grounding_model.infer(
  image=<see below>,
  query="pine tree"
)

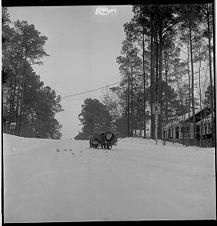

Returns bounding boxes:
[2,8,63,139]
[76,98,113,139]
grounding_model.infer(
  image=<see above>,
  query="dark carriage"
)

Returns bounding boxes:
[89,131,117,149]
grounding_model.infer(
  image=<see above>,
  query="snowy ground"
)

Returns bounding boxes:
[3,133,216,222]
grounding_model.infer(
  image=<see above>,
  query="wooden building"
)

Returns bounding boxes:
[162,106,215,147]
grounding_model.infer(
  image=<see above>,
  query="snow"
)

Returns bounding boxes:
[3,134,216,222]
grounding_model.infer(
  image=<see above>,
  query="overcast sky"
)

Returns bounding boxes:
[8,6,134,139]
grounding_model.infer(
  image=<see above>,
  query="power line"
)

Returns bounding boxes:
[61,81,121,99]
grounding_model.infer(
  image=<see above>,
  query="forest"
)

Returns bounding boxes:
[2,7,63,139]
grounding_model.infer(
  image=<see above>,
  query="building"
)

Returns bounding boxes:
[162,106,215,147]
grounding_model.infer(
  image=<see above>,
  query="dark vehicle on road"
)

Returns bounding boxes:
[89,131,117,149]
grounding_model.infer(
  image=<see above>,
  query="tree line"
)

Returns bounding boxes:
[2,7,63,139]
[108,3,214,142]
[76,3,214,143]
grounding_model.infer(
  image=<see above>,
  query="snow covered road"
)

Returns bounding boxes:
[3,134,216,222]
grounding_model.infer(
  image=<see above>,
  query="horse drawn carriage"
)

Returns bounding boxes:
[89,131,117,149]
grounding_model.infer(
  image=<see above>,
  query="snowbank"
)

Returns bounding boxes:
[3,133,51,155]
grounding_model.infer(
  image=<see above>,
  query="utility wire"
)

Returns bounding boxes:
[61,69,207,100]
[61,81,121,99]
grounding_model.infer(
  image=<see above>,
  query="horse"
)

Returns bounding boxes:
[89,135,99,148]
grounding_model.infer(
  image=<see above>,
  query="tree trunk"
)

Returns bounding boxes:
[15,78,22,135]
[187,42,191,144]
[207,3,215,146]
[155,19,159,142]
[127,71,130,137]
[158,21,163,139]
[164,51,169,144]
[18,59,28,136]
[15,45,25,135]
[150,13,155,139]
[9,74,17,125]
[142,29,146,138]
[130,65,134,137]
[189,15,196,145]
[198,47,202,147]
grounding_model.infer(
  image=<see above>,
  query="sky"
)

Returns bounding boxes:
[7,6,134,139]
